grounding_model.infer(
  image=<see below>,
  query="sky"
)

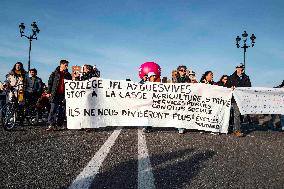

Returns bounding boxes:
[0,0,283,87]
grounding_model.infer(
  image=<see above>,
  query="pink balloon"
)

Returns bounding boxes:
[138,62,161,79]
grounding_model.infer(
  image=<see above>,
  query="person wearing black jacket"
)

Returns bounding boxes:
[139,74,148,84]
[277,81,284,131]
[216,75,230,88]
[269,81,284,131]
[229,63,251,137]
[46,60,72,131]
[276,80,284,88]
[74,64,97,81]
[175,65,191,134]
[229,68,251,88]
[176,65,191,84]
[74,64,98,132]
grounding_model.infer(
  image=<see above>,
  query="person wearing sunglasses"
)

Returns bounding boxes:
[176,65,191,83]
[175,65,191,134]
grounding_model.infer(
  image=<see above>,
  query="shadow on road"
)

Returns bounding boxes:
[68,148,215,189]
[151,148,215,189]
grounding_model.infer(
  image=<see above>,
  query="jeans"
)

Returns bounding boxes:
[48,94,65,127]
[281,115,284,131]
[0,93,6,109]
[178,128,185,132]
[269,114,284,131]
[232,102,241,132]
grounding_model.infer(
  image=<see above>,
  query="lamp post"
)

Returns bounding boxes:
[235,31,256,72]
[19,22,40,71]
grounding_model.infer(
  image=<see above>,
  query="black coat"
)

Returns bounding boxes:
[229,71,251,103]
[80,72,96,81]
[275,80,284,88]
[216,81,230,88]
[229,71,251,88]
[47,66,71,102]
[176,76,191,83]
[75,72,96,81]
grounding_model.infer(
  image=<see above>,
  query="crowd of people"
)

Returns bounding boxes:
[140,63,284,136]
[0,60,101,131]
[0,60,283,136]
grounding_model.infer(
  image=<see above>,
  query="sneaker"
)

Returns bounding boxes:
[233,130,244,137]
[46,125,54,131]
[85,128,91,132]
[142,128,151,133]
[58,125,67,131]
[210,132,219,136]
[178,129,184,134]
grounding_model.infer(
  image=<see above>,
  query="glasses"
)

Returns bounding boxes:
[179,69,185,72]
[223,78,228,81]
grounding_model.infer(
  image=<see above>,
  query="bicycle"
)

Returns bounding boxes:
[1,89,43,130]
[1,90,18,130]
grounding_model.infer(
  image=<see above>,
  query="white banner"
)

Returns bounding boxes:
[65,78,233,133]
[233,87,284,114]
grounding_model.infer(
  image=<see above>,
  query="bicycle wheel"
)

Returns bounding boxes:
[1,103,17,130]
[25,105,38,126]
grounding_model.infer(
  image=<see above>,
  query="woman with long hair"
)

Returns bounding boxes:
[4,62,30,126]
[216,75,230,88]
[200,71,214,85]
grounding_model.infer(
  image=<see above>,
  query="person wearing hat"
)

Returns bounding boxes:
[147,72,156,82]
[230,64,251,88]
[229,63,251,137]
[93,65,100,78]
[141,71,157,133]
[187,69,198,83]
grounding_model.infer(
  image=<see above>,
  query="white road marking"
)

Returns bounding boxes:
[68,127,122,189]
[138,129,156,189]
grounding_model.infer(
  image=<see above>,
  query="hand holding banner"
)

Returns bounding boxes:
[65,78,233,133]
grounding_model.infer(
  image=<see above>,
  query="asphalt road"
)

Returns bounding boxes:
[0,123,284,189]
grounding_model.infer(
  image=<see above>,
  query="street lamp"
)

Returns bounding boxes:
[235,31,256,72]
[19,22,40,71]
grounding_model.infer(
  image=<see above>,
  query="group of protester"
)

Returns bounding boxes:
[0,62,44,125]
[1,60,283,136]
[1,60,100,131]
[139,63,284,136]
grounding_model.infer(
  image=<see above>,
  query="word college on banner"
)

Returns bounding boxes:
[233,87,284,115]
[65,78,233,133]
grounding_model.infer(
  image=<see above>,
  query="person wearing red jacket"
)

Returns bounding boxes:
[46,60,72,131]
